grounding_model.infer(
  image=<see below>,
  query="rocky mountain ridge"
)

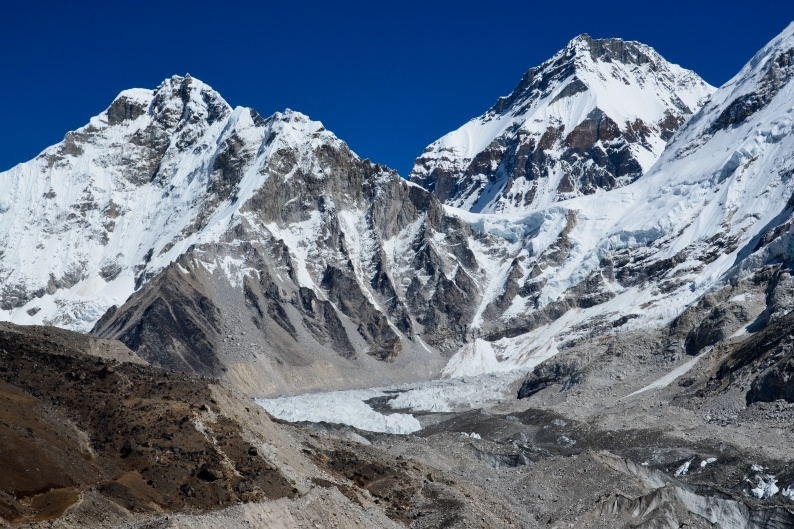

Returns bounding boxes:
[0,74,490,395]
[2,24,794,400]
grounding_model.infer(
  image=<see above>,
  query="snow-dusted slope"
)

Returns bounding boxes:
[442,21,794,376]
[410,35,715,214]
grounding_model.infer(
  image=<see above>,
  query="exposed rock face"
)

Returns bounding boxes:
[91,261,223,377]
[410,34,715,214]
[710,48,794,133]
[663,285,765,357]
[706,307,794,405]
[748,356,794,403]
[517,357,583,398]
[320,266,401,361]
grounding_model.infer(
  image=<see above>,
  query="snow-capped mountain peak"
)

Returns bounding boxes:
[410,35,715,214]
[0,75,457,393]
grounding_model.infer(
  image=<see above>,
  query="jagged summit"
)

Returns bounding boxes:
[104,75,230,129]
[490,34,673,115]
[571,33,659,63]
[410,35,715,213]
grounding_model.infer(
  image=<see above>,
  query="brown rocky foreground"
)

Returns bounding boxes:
[0,323,539,528]
[3,320,794,528]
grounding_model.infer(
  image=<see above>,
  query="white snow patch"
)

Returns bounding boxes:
[782,484,794,501]
[256,389,420,435]
[747,473,779,499]
[625,352,707,398]
[675,459,693,477]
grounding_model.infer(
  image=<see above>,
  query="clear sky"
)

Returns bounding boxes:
[2,1,794,176]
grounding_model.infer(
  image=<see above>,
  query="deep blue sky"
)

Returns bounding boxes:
[2,1,794,176]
